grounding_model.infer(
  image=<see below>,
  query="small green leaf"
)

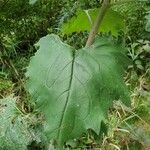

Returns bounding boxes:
[143,44,150,52]
[29,0,38,5]
[61,8,125,36]
[26,34,130,148]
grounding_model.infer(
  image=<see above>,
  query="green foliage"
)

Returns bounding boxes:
[1,0,149,149]
[29,0,38,5]
[0,0,74,54]
[127,40,150,74]
[0,96,48,150]
[0,79,13,97]
[145,13,150,32]
[0,0,76,80]
[112,0,150,41]
[62,32,89,49]
[78,0,102,9]
[0,96,32,150]
[61,8,125,36]
[26,34,130,148]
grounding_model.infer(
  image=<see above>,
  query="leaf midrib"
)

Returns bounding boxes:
[57,50,76,144]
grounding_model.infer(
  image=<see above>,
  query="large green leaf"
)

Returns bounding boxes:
[61,8,125,36]
[26,34,130,148]
[0,96,43,150]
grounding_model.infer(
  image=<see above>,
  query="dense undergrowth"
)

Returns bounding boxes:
[0,0,150,149]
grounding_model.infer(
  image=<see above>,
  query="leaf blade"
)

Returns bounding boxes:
[61,8,125,36]
[26,34,130,148]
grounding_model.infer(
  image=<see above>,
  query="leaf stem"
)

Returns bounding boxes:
[85,0,110,47]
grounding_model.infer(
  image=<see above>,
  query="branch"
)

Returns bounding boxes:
[85,0,110,47]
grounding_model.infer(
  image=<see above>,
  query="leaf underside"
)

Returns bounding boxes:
[26,34,130,147]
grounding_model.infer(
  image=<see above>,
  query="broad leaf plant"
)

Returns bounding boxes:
[0,0,132,149]
[26,34,130,147]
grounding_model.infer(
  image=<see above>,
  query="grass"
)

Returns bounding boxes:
[99,69,150,150]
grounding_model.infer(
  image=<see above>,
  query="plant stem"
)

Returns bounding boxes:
[85,0,110,47]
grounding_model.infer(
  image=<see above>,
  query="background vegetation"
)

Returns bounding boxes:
[0,0,150,149]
